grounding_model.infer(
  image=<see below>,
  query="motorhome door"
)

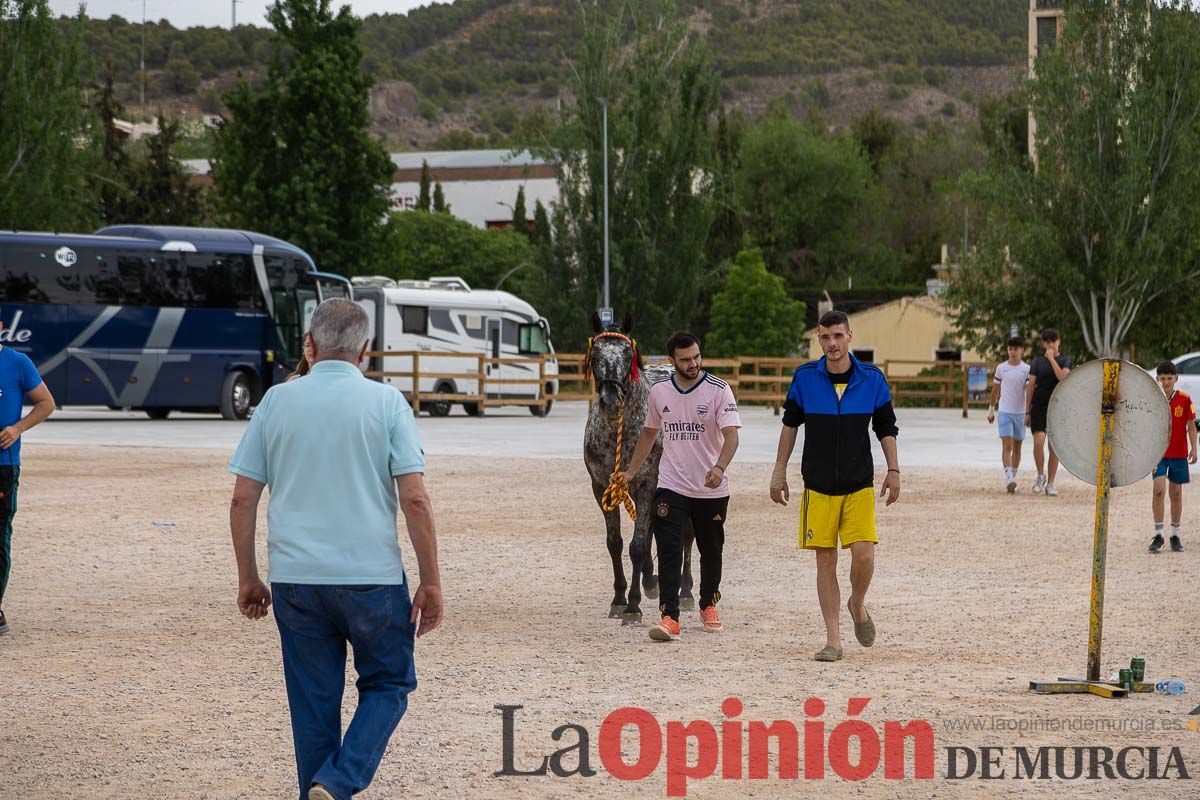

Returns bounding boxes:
[485,317,502,396]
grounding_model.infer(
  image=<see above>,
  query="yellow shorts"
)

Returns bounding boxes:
[799,487,879,549]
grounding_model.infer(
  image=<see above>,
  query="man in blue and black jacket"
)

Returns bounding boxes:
[770,310,900,663]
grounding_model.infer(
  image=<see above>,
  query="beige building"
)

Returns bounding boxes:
[1029,1,1065,158]
[804,295,984,377]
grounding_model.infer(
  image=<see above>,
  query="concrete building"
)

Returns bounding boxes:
[804,294,984,377]
[183,149,561,231]
[1029,1,1065,157]
[387,150,559,229]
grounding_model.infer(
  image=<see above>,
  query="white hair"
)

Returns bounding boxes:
[309,298,369,356]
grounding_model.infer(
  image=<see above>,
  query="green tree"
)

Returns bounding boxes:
[949,0,1200,359]
[94,67,133,223]
[163,43,199,94]
[707,247,806,357]
[432,181,448,213]
[0,0,102,230]
[212,0,393,276]
[380,210,532,291]
[530,199,551,246]
[536,0,721,351]
[735,116,881,290]
[125,116,206,225]
[511,184,528,235]
[417,159,432,211]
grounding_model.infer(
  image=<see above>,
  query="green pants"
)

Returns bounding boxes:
[0,466,20,609]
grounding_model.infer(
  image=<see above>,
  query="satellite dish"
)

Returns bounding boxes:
[1047,359,1170,487]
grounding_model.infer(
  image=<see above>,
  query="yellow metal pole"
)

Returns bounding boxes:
[1087,359,1120,682]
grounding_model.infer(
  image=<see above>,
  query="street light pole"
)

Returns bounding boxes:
[602,98,610,312]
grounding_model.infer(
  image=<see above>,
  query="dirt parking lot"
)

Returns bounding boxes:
[1,444,1197,799]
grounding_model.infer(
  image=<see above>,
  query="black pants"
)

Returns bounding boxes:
[0,466,19,609]
[651,488,728,620]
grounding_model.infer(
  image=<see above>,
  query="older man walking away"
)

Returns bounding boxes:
[228,298,443,800]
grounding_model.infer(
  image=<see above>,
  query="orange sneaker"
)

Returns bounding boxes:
[700,604,723,633]
[649,615,681,641]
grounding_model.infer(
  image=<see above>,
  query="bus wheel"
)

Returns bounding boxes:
[220,371,253,420]
[145,408,172,420]
[463,401,482,417]
[423,382,454,417]
[529,400,553,417]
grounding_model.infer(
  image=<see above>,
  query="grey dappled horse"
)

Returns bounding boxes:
[583,313,694,624]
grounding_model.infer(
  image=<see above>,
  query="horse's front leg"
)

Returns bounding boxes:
[623,482,657,625]
[593,481,627,618]
[679,517,696,611]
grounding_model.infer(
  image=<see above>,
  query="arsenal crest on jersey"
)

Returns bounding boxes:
[697,403,708,417]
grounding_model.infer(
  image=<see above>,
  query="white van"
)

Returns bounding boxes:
[351,276,559,416]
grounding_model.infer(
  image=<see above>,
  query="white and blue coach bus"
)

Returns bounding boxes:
[0,225,350,419]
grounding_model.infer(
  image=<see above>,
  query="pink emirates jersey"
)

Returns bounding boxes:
[644,371,742,499]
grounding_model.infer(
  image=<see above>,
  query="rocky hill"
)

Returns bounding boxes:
[74,0,1029,150]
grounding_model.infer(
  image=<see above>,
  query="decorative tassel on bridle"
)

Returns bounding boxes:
[584,330,641,522]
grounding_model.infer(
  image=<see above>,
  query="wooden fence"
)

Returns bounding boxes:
[364,349,1001,417]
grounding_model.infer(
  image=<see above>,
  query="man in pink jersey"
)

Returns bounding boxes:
[621,332,741,641]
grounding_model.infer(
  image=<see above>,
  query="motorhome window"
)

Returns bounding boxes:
[429,308,455,333]
[458,313,485,339]
[502,319,518,347]
[519,323,549,354]
[402,305,428,334]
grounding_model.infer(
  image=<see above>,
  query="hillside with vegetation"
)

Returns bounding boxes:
[71,0,1027,150]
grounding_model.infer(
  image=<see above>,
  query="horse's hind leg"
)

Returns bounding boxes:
[641,517,658,599]
[595,484,627,618]
[679,517,696,611]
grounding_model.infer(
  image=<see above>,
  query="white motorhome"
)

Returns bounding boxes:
[352,276,559,416]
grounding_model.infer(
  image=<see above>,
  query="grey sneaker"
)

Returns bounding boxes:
[1045,483,1058,497]
[1033,475,1046,495]
[0,610,8,635]
[1171,535,1184,553]
[1149,534,1165,553]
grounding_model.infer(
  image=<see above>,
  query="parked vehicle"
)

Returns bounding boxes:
[351,276,558,416]
[0,225,349,419]
[1148,351,1200,399]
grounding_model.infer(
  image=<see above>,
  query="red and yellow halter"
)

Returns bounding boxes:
[582,330,641,384]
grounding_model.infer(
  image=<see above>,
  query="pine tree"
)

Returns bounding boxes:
[432,182,449,213]
[417,160,432,211]
[511,185,528,234]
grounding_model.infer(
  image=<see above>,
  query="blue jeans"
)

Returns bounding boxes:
[272,583,417,800]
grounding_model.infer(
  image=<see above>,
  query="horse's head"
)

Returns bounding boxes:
[586,312,642,410]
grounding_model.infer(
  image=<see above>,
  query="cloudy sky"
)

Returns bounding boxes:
[48,1,450,29]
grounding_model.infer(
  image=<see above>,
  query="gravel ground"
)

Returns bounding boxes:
[1,445,1197,799]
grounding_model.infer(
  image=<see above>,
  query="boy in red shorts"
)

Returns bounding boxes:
[1150,360,1197,553]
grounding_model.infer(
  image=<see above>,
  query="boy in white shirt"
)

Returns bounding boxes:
[988,336,1031,494]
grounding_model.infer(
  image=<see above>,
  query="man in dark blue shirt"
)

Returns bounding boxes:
[0,327,56,635]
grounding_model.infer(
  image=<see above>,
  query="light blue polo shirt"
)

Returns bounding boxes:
[229,360,425,585]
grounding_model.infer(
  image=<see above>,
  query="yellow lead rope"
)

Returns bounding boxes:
[601,401,637,521]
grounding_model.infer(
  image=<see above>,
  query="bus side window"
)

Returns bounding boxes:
[1,246,51,303]
[230,254,260,310]
[502,319,518,348]
[117,251,148,306]
[186,253,213,307]
[93,250,122,305]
